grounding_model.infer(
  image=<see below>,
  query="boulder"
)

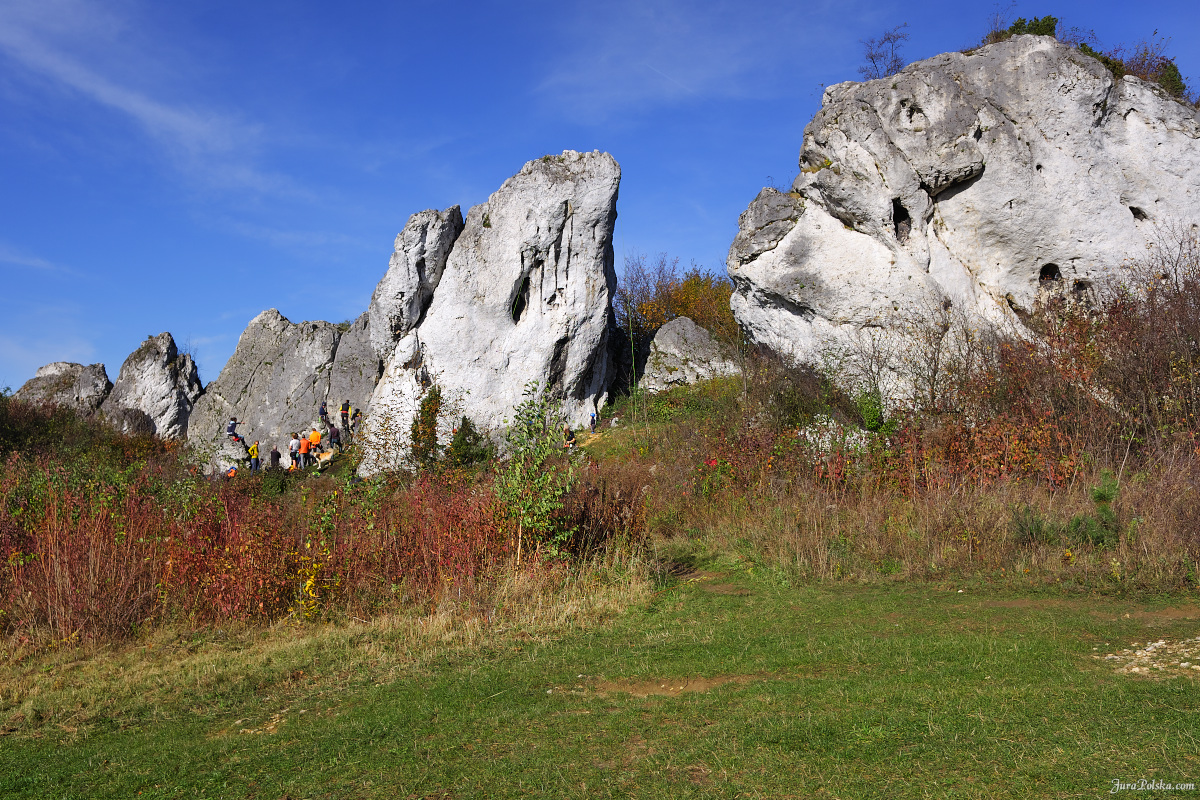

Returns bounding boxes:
[367,206,464,360]
[14,362,112,414]
[364,150,620,472]
[187,309,379,469]
[100,333,203,439]
[728,35,1200,364]
[639,317,740,394]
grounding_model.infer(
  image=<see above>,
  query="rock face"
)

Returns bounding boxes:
[100,333,203,439]
[187,310,380,468]
[367,206,464,360]
[728,35,1200,363]
[14,362,112,414]
[364,151,621,471]
[639,317,740,394]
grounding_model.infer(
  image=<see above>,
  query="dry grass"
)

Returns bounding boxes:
[0,547,652,739]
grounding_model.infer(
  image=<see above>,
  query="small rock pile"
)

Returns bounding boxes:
[1096,637,1200,677]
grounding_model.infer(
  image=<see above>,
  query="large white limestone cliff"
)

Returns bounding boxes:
[728,35,1200,364]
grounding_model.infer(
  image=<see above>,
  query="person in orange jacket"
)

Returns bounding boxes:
[298,433,311,467]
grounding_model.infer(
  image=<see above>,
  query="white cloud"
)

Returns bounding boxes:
[0,0,303,198]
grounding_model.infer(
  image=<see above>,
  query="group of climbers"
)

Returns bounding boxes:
[223,398,363,477]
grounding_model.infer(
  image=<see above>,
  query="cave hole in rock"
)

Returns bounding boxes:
[511,275,531,323]
[1039,263,1061,284]
[1130,206,1148,222]
[892,199,912,243]
[1035,163,1043,172]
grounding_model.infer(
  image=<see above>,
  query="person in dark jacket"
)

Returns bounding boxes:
[270,445,282,470]
[329,425,342,453]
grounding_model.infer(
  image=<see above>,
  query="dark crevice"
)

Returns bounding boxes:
[546,336,570,399]
[1130,206,1148,222]
[511,275,531,323]
[892,198,911,243]
[1039,263,1061,284]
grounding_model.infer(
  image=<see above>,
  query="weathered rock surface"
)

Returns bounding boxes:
[187,310,379,469]
[329,312,383,413]
[100,333,202,439]
[14,362,112,414]
[368,206,464,360]
[728,35,1200,363]
[639,317,740,394]
[364,150,620,471]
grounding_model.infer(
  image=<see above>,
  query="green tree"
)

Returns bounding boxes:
[410,385,442,468]
[493,382,576,564]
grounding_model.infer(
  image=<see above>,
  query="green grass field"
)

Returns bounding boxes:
[4,554,1198,799]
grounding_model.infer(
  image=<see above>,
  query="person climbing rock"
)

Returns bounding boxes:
[248,441,260,474]
[340,400,350,432]
[351,408,363,435]
[226,416,244,443]
[319,401,329,428]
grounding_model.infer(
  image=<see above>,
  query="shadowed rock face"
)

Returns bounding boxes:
[640,317,740,394]
[101,333,203,439]
[187,310,380,468]
[14,362,112,414]
[363,150,621,473]
[728,35,1200,363]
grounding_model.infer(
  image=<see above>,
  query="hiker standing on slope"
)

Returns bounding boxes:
[270,444,281,470]
[298,432,311,467]
[289,432,300,467]
[329,425,341,453]
[248,441,261,474]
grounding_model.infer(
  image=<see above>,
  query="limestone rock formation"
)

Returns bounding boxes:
[100,333,203,439]
[14,362,112,414]
[364,150,620,471]
[728,35,1200,363]
[187,309,379,468]
[367,206,464,360]
[639,317,740,394]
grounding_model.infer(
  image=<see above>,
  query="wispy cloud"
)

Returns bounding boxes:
[0,0,303,198]
[536,0,849,122]
[0,241,74,273]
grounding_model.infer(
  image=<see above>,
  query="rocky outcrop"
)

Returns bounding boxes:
[728,35,1200,363]
[367,206,464,360]
[100,333,202,439]
[14,362,112,414]
[639,317,740,394]
[187,310,379,468]
[364,150,621,471]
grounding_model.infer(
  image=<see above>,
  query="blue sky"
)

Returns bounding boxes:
[2,0,1197,390]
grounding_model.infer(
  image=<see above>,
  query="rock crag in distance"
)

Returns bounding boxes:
[728,35,1200,364]
[187,310,381,468]
[363,150,620,473]
[100,333,203,439]
[14,362,112,415]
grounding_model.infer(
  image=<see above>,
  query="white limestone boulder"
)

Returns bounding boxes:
[100,333,203,439]
[14,362,112,414]
[363,150,620,472]
[640,317,740,394]
[728,35,1200,364]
